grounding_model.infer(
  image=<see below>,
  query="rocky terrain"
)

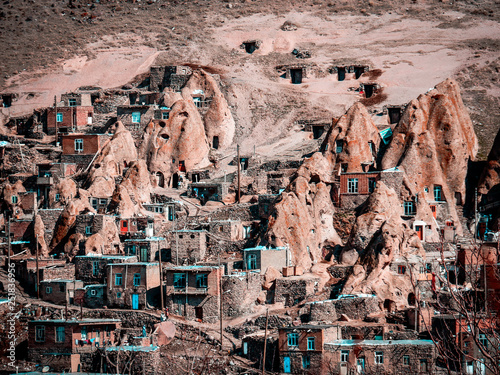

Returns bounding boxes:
[0,0,499,374]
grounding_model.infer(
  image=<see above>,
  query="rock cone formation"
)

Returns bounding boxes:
[340,182,426,309]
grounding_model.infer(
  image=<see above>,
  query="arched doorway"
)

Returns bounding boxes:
[172,173,179,189]
[155,171,164,188]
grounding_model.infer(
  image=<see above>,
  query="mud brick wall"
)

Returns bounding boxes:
[222,272,261,317]
[9,219,31,241]
[308,300,338,322]
[74,214,105,236]
[42,264,75,281]
[38,208,64,241]
[274,277,319,306]
[61,134,100,155]
[75,256,137,283]
[279,352,322,374]
[46,106,94,134]
[171,231,207,263]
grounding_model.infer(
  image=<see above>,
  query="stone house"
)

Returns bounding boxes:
[116,105,155,131]
[75,284,107,308]
[89,196,111,213]
[40,279,84,305]
[28,318,121,373]
[306,294,380,322]
[323,339,436,375]
[124,237,167,262]
[187,181,231,204]
[274,276,320,307]
[163,265,223,323]
[36,162,77,208]
[107,262,160,310]
[278,325,341,374]
[149,65,192,92]
[117,217,155,238]
[74,254,137,284]
[222,272,262,317]
[171,230,208,264]
[11,257,73,295]
[243,246,291,274]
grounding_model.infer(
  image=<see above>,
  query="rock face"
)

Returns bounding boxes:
[381,79,478,233]
[322,102,381,173]
[34,214,49,257]
[340,182,425,309]
[139,100,210,187]
[264,153,342,270]
[182,69,235,150]
[87,121,138,198]
[478,128,500,197]
[478,128,500,230]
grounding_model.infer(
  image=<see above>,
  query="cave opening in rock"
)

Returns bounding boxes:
[243,41,257,54]
[354,66,365,79]
[364,84,375,98]
[337,67,346,81]
[290,68,303,84]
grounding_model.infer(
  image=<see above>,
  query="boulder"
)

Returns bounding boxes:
[263,266,281,290]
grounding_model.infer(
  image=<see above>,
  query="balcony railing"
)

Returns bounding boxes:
[171,286,209,295]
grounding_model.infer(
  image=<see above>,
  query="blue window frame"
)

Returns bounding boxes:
[115,273,122,286]
[287,333,299,347]
[348,178,358,193]
[173,273,186,288]
[434,185,442,201]
[196,274,208,288]
[131,112,141,123]
[56,113,63,122]
[307,337,315,350]
[133,273,141,286]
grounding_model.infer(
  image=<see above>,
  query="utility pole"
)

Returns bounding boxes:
[474,188,478,243]
[262,308,269,375]
[7,216,11,268]
[159,249,164,311]
[237,144,241,204]
[219,261,223,351]
[36,234,40,299]
[54,95,58,144]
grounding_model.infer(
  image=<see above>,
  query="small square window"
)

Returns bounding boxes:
[196,274,208,288]
[55,193,60,202]
[162,112,169,120]
[116,292,122,299]
[56,113,63,122]
[133,273,141,286]
[341,350,349,362]
[68,98,77,107]
[398,265,406,274]
[132,112,141,123]
[45,286,52,294]
[90,289,97,296]
[403,355,410,365]
[375,351,384,364]
[85,226,92,235]
[11,195,18,204]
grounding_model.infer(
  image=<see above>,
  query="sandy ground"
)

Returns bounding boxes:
[1,4,499,158]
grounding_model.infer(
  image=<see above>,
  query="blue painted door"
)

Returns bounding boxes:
[283,356,291,373]
[132,294,139,310]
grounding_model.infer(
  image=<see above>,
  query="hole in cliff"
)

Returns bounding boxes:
[387,107,402,124]
[242,41,258,54]
[364,84,376,98]
[94,163,101,169]
[354,66,366,79]
[408,293,416,306]
[180,111,189,117]
[384,299,396,312]
[309,175,321,184]
[290,68,303,84]
[159,121,167,128]
[181,128,185,132]
[160,134,169,140]
[337,67,346,81]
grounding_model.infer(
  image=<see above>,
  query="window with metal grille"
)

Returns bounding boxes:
[196,274,208,288]
[173,273,186,288]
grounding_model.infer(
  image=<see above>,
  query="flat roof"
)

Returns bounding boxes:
[124,237,166,242]
[325,339,435,347]
[108,262,159,266]
[243,246,287,251]
[41,279,81,283]
[164,265,221,271]
[106,345,159,352]
[29,318,120,324]
[75,255,137,260]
